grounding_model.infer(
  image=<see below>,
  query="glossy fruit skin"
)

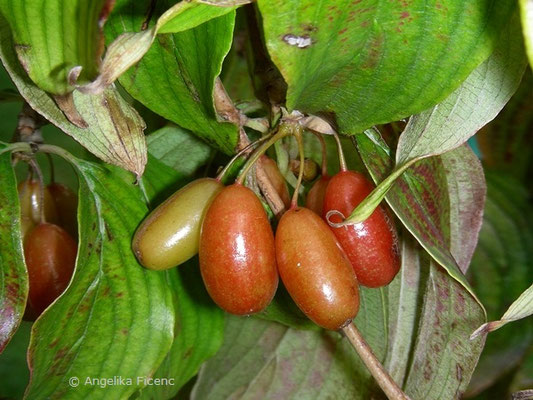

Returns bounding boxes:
[18,180,58,237]
[260,156,291,208]
[48,183,78,238]
[323,171,400,288]
[24,223,77,318]
[199,184,278,315]
[133,178,223,270]
[305,175,330,215]
[276,207,359,330]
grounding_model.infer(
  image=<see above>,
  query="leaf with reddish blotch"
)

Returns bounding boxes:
[386,237,485,399]
[0,18,148,177]
[0,146,28,354]
[355,129,485,306]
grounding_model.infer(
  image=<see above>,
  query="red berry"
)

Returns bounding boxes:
[276,207,359,330]
[24,223,77,318]
[323,171,400,288]
[199,184,278,315]
[305,175,330,215]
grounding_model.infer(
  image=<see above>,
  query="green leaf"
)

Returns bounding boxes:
[467,173,533,394]
[520,0,533,67]
[473,285,533,337]
[256,283,318,331]
[0,145,27,353]
[82,0,239,94]
[26,156,174,399]
[138,262,224,399]
[477,71,533,182]
[105,1,238,154]
[0,321,31,398]
[0,18,148,177]
[256,0,515,133]
[396,16,526,165]
[0,0,108,94]
[147,125,212,176]
[355,130,485,307]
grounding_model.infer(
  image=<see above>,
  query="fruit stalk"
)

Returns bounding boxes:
[342,323,411,400]
[235,123,294,185]
[332,131,348,172]
[291,125,305,208]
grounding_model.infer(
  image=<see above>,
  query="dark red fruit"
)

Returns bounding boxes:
[24,223,77,318]
[260,156,291,208]
[48,183,78,238]
[199,184,278,315]
[276,207,359,330]
[305,175,330,215]
[323,171,400,288]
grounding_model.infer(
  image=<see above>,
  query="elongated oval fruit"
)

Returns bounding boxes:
[200,184,278,315]
[305,175,330,215]
[48,183,78,238]
[276,207,359,330]
[133,178,223,270]
[323,171,400,288]
[18,179,58,229]
[24,223,77,318]
[260,155,291,208]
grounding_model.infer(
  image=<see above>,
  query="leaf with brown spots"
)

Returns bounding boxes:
[0,147,28,354]
[257,0,516,133]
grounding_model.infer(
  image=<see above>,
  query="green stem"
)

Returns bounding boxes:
[291,128,305,208]
[332,131,347,172]
[327,158,418,227]
[236,124,293,185]
[216,134,272,182]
